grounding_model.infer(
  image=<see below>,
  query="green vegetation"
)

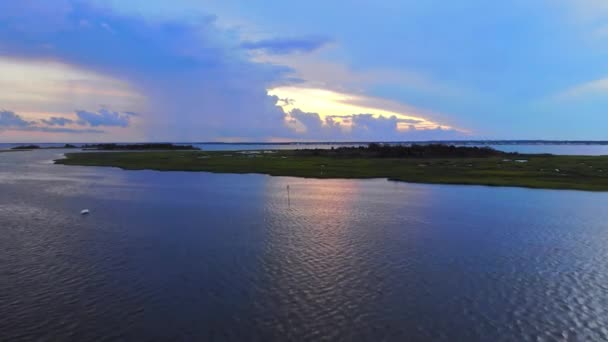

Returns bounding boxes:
[299,143,510,158]
[55,146,608,191]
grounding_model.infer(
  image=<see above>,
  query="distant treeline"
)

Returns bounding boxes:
[82,143,199,150]
[297,143,513,158]
[11,145,41,150]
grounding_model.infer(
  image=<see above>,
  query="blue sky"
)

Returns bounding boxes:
[1,0,607,142]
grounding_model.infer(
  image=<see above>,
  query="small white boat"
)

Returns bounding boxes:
[80,209,90,215]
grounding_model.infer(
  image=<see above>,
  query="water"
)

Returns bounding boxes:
[484,144,608,156]
[190,143,608,155]
[4,142,608,155]
[2,150,608,341]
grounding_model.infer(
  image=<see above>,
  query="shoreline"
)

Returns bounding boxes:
[54,150,608,191]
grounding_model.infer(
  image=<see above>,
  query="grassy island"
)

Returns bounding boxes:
[55,144,608,191]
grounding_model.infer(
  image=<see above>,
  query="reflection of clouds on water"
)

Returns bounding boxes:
[4,149,608,340]
[252,177,434,339]
[0,149,135,199]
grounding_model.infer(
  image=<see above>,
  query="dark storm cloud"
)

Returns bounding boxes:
[241,36,331,55]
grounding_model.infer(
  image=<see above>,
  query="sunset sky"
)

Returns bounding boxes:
[1,0,608,142]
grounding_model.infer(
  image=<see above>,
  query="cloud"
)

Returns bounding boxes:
[0,2,462,142]
[0,1,296,140]
[41,117,75,126]
[287,109,342,137]
[284,109,464,141]
[76,109,133,127]
[241,36,331,55]
[555,77,608,100]
[23,126,104,134]
[350,114,400,136]
[0,110,104,133]
[268,86,457,132]
[0,110,32,127]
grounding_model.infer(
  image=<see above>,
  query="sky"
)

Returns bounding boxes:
[1,0,608,142]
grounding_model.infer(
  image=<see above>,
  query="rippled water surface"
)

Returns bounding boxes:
[2,150,608,341]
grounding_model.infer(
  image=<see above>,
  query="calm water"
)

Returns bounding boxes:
[193,143,608,155]
[487,144,608,156]
[3,142,608,155]
[2,150,608,341]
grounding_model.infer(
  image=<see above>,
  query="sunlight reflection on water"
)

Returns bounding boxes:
[2,150,608,340]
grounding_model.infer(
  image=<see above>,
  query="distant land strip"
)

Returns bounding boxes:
[54,144,608,191]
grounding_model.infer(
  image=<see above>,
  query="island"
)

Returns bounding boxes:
[10,145,42,150]
[54,144,608,191]
[1,143,198,152]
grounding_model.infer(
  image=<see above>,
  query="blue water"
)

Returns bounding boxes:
[3,142,608,155]
[484,144,608,156]
[190,143,608,155]
[2,150,608,340]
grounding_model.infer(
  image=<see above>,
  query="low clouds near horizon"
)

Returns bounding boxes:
[76,109,134,127]
[0,110,105,134]
[0,108,138,134]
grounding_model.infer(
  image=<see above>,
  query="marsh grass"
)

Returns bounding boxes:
[55,150,608,191]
